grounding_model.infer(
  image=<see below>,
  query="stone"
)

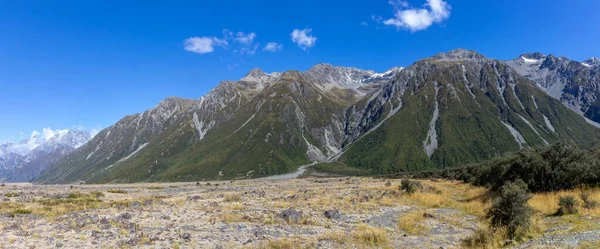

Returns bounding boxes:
[127,223,137,234]
[120,212,132,220]
[91,230,101,239]
[130,201,141,209]
[279,208,302,223]
[324,209,342,220]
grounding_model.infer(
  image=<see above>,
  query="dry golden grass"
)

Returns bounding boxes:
[265,239,294,249]
[529,187,600,216]
[579,239,600,249]
[350,224,389,246]
[397,211,428,235]
[223,193,242,202]
[401,180,489,217]
[319,230,347,244]
[220,212,246,223]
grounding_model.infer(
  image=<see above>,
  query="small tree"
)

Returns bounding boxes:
[556,195,578,215]
[580,192,598,209]
[400,179,421,194]
[486,179,533,239]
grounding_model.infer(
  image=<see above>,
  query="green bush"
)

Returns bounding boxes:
[556,195,578,215]
[580,192,598,209]
[411,143,600,194]
[486,179,532,239]
[400,179,421,194]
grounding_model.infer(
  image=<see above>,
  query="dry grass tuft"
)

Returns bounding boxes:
[223,193,242,202]
[350,224,389,246]
[397,211,428,235]
[529,187,600,216]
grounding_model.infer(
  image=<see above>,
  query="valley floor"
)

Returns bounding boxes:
[0,177,599,248]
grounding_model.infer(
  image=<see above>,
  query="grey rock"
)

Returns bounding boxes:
[127,223,137,233]
[279,208,302,223]
[91,230,101,239]
[324,209,342,220]
[119,212,132,220]
[130,201,141,209]
[182,232,191,242]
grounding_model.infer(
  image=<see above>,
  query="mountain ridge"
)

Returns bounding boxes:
[35,49,600,184]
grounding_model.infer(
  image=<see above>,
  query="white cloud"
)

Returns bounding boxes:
[234,32,257,44]
[290,28,317,50]
[383,0,451,32]
[183,37,228,54]
[263,42,283,52]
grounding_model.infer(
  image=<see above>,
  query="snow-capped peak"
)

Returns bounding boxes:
[521,56,543,64]
[583,57,600,67]
[362,67,404,83]
[0,128,92,157]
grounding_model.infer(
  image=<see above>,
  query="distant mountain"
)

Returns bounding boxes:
[36,49,600,184]
[506,53,600,123]
[0,130,92,182]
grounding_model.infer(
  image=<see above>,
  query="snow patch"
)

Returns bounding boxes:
[532,96,539,109]
[522,56,542,64]
[543,115,556,133]
[582,62,592,68]
[502,121,527,149]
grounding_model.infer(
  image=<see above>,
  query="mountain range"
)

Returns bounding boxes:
[23,49,600,184]
[0,130,92,182]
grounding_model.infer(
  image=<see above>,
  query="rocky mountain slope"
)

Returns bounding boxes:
[0,130,92,182]
[338,49,600,174]
[36,49,600,184]
[506,53,600,123]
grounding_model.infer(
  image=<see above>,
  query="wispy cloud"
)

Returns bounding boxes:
[235,43,260,56]
[383,0,451,32]
[290,28,317,50]
[263,42,283,52]
[234,32,257,44]
[183,37,228,54]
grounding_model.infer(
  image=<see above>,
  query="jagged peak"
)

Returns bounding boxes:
[429,48,488,62]
[584,57,600,66]
[239,68,281,83]
[519,52,546,60]
[307,63,375,75]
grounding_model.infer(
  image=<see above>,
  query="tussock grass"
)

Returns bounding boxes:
[529,187,600,216]
[350,224,389,246]
[107,189,128,194]
[223,193,242,202]
[318,230,347,244]
[220,212,246,223]
[397,211,428,235]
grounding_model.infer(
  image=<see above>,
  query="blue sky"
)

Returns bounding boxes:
[1,0,599,142]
